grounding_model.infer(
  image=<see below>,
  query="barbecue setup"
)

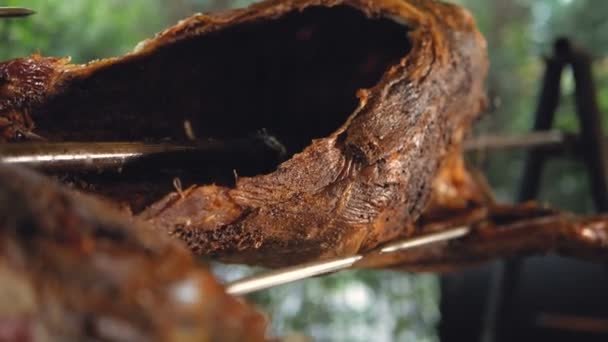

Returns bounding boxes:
[0,1,606,340]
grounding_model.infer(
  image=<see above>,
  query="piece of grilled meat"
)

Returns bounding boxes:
[0,164,267,341]
[0,0,488,267]
[0,0,605,277]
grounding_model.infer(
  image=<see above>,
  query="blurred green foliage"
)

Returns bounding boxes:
[453,0,608,213]
[1,0,607,340]
[0,0,168,62]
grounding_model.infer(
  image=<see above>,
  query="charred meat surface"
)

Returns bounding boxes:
[0,164,267,341]
[138,0,488,266]
[0,0,488,267]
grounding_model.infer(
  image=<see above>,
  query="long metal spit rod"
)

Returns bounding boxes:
[463,130,568,151]
[0,136,286,173]
[226,226,470,296]
[0,130,574,173]
[0,142,191,172]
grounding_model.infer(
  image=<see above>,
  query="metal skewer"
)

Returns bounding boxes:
[0,142,189,171]
[225,226,469,295]
[0,130,572,173]
[463,130,568,151]
[0,136,285,173]
[0,7,35,18]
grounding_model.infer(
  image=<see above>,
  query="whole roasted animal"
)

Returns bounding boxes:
[0,164,267,341]
[0,0,488,267]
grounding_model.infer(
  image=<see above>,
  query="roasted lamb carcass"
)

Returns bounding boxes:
[0,0,607,275]
[0,164,267,341]
[0,0,488,267]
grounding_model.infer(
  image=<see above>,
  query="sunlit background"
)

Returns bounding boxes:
[1,0,607,340]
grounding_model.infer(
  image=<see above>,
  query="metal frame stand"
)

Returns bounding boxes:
[482,38,608,342]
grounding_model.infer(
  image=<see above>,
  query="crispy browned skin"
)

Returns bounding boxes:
[0,56,67,141]
[0,164,267,341]
[0,0,488,267]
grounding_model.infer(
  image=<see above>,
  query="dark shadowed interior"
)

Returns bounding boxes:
[37,6,411,157]
[32,6,411,209]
